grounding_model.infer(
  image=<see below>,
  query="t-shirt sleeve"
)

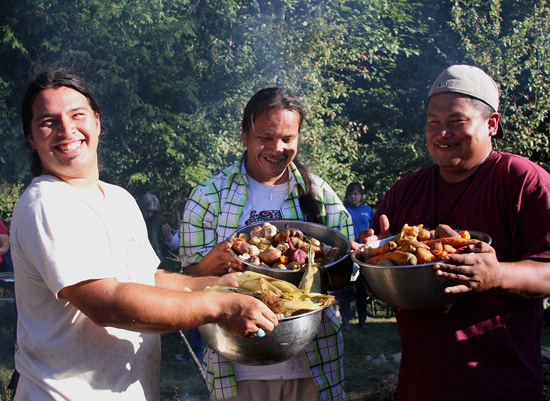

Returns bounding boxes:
[16,198,117,297]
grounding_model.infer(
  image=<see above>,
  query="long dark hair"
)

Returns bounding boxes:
[21,66,102,177]
[242,87,322,223]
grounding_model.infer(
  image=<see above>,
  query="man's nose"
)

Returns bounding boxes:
[57,116,77,135]
[272,139,286,152]
[440,122,453,137]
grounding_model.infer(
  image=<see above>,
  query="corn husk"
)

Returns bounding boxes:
[298,244,322,293]
[207,271,334,317]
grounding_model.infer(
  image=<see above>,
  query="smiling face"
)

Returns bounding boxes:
[28,87,101,187]
[242,107,300,185]
[425,92,499,183]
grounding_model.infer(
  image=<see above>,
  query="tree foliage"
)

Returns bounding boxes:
[0,0,549,229]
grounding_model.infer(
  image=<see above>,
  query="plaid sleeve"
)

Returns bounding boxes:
[179,183,220,268]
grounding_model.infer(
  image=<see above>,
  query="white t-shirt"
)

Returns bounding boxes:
[234,176,311,381]
[10,175,161,401]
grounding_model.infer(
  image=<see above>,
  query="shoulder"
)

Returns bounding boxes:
[195,162,244,194]
[14,176,69,212]
[493,152,550,188]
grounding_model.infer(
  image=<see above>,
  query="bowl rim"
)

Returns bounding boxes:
[227,220,351,273]
[352,230,492,269]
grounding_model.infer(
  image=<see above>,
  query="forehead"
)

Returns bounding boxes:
[252,108,300,133]
[426,92,480,116]
[32,87,91,116]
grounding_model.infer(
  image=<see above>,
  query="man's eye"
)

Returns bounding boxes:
[40,119,55,127]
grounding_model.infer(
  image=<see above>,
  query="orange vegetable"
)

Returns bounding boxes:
[460,231,471,239]
[421,237,480,249]
[367,250,417,266]
[416,248,437,264]
[364,240,397,259]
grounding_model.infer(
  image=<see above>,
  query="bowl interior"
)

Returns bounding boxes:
[227,220,353,292]
[199,307,324,365]
[353,230,491,309]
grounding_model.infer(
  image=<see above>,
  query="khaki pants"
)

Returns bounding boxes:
[211,378,321,401]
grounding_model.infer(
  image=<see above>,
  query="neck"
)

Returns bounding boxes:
[439,150,494,184]
[249,168,290,186]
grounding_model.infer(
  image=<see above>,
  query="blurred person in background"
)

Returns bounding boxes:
[358,65,550,401]
[10,66,277,401]
[162,200,186,253]
[138,193,162,259]
[334,182,373,331]
[180,87,353,401]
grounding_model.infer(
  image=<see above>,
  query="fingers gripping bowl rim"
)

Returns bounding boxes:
[352,230,492,310]
[227,220,354,292]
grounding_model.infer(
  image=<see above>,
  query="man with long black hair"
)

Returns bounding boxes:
[10,67,277,401]
[180,87,353,401]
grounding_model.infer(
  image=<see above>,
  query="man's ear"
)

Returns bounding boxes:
[28,134,37,150]
[488,112,500,137]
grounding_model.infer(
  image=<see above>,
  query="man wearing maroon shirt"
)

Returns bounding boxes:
[361,65,550,400]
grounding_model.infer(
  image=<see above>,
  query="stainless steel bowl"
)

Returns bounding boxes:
[198,307,324,365]
[353,231,492,310]
[228,220,353,292]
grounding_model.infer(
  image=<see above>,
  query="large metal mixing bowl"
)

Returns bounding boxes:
[228,220,353,292]
[198,307,324,365]
[353,231,492,310]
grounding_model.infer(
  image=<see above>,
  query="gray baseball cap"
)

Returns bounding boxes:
[428,65,504,138]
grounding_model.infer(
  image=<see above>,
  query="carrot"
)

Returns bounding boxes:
[434,224,460,239]
[416,248,437,264]
[399,240,430,253]
[367,250,417,266]
[460,231,471,239]
[364,240,397,259]
[421,237,480,248]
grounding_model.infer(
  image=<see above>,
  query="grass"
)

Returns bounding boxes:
[0,289,549,401]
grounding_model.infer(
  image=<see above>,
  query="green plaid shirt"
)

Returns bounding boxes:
[180,153,353,400]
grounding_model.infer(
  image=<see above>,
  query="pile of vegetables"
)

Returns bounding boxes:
[231,222,340,271]
[356,224,481,266]
[206,271,335,318]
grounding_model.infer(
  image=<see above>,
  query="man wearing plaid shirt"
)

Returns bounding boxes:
[180,88,353,401]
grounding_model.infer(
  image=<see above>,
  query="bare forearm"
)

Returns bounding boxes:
[62,279,228,334]
[155,269,223,291]
[499,260,550,299]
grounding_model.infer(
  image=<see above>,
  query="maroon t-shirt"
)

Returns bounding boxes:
[373,151,550,401]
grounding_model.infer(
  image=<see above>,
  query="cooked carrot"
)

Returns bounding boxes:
[367,250,417,266]
[416,248,437,264]
[421,237,480,248]
[443,244,457,254]
[460,231,471,239]
[434,224,460,239]
[364,240,397,259]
